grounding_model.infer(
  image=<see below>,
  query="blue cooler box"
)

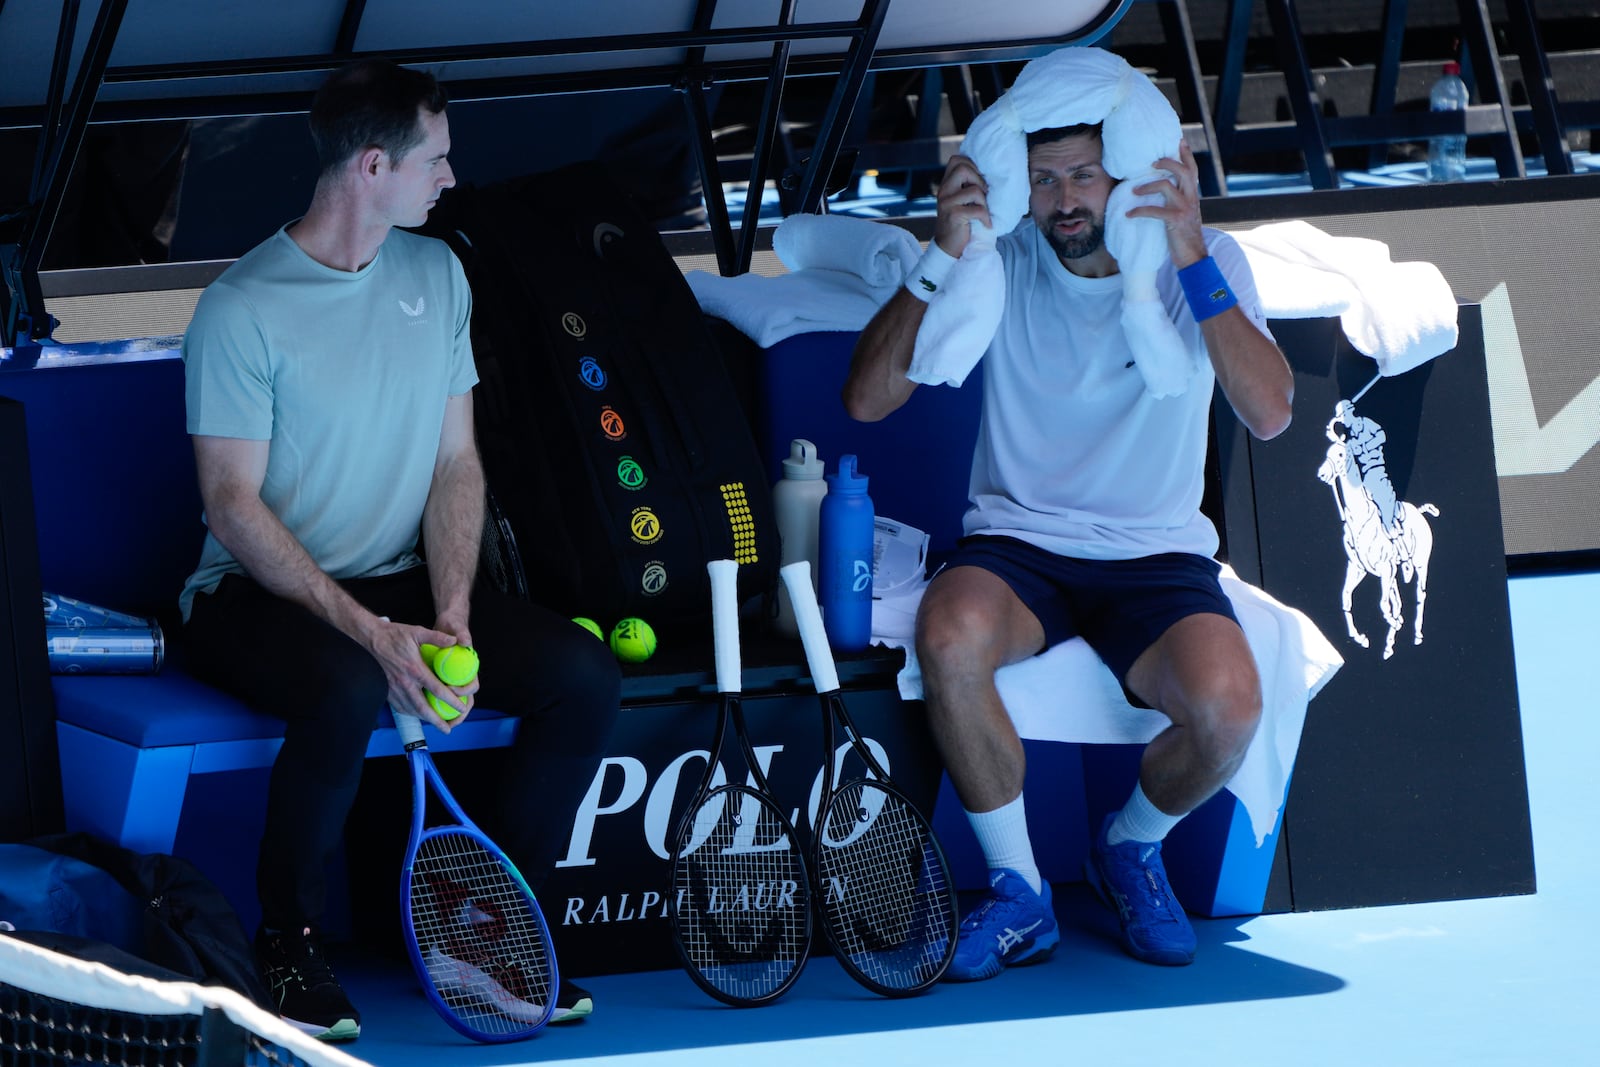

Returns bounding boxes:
[757,330,982,557]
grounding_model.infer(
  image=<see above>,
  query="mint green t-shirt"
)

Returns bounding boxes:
[179,225,478,620]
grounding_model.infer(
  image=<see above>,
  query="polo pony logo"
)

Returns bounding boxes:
[1316,397,1441,660]
[398,297,425,317]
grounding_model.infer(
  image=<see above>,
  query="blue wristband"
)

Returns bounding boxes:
[1177,256,1238,322]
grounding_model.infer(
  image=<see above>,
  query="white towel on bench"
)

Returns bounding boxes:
[873,567,1342,846]
[685,214,922,347]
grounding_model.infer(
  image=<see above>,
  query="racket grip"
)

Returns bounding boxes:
[391,707,427,747]
[780,560,841,693]
[707,558,742,694]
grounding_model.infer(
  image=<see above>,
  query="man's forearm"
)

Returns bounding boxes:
[1203,309,1294,441]
[843,288,926,422]
[422,448,486,622]
[206,488,384,646]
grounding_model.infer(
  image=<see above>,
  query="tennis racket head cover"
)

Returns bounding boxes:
[668,559,812,1006]
[394,710,558,1041]
[779,560,959,995]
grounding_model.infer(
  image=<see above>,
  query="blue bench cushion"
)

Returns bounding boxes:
[52,666,512,749]
[52,671,277,748]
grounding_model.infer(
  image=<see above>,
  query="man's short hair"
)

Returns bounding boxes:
[309,59,448,175]
[1025,123,1104,151]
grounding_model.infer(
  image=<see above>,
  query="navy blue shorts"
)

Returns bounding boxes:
[940,535,1238,698]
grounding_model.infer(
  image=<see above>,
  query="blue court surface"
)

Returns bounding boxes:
[335,569,1594,1067]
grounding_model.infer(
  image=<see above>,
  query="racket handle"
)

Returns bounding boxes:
[707,558,742,695]
[780,560,841,693]
[391,707,427,748]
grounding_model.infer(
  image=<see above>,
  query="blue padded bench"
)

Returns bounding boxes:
[3,331,1292,923]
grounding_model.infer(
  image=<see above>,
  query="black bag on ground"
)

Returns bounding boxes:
[2,833,272,1009]
[420,162,779,628]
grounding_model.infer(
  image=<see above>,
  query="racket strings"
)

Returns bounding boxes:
[817,781,955,992]
[672,786,810,1003]
[410,830,554,1035]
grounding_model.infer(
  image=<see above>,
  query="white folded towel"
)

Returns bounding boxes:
[1232,220,1459,376]
[685,214,924,347]
[909,46,1193,397]
[772,213,922,287]
[874,566,1342,845]
[687,268,897,349]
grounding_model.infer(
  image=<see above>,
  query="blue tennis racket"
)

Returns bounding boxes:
[393,710,558,1041]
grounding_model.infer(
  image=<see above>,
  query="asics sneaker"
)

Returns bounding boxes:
[256,926,361,1042]
[551,978,593,1023]
[1085,814,1197,966]
[945,868,1060,981]
[424,943,551,1024]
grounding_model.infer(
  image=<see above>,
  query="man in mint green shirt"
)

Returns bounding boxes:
[182,59,618,1041]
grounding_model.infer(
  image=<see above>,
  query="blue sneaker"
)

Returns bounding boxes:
[945,868,1060,981]
[1085,814,1196,966]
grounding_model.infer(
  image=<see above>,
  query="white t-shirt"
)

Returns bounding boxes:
[179,225,478,619]
[963,222,1273,561]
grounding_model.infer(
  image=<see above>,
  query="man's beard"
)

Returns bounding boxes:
[1040,210,1105,261]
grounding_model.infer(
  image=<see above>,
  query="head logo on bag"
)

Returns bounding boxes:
[600,407,627,440]
[579,356,607,390]
[630,507,663,545]
[617,456,647,490]
[641,561,668,597]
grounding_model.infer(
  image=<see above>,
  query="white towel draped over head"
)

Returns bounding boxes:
[910,46,1194,396]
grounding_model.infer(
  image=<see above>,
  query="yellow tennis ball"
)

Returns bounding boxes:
[426,691,467,722]
[432,645,479,686]
[572,616,604,640]
[608,616,657,663]
[418,643,476,721]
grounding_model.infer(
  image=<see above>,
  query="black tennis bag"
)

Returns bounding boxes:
[421,162,778,627]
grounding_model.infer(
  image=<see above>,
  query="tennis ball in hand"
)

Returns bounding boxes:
[608,617,657,663]
[419,643,478,721]
[572,617,604,640]
[432,645,479,686]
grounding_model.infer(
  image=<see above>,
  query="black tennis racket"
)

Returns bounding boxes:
[479,486,529,599]
[779,560,958,995]
[393,710,558,1041]
[668,558,812,1006]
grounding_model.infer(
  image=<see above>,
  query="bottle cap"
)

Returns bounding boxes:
[1443,61,1461,75]
[782,438,824,480]
[825,453,869,494]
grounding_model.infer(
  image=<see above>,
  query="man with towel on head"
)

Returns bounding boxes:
[844,47,1294,978]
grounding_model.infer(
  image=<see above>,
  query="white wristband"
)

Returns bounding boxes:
[904,241,958,302]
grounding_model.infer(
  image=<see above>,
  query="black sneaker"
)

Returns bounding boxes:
[256,926,361,1041]
[551,978,593,1024]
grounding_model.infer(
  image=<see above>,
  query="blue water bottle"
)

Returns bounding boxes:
[818,454,875,653]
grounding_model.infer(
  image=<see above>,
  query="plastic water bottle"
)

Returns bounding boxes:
[817,454,875,653]
[771,439,827,637]
[1427,61,1469,183]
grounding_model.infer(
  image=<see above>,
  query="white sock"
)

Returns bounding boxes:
[967,794,1042,895]
[1107,782,1183,846]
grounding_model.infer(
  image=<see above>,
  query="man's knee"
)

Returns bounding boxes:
[915,574,1024,670]
[528,631,622,752]
[1185,667,1263,764]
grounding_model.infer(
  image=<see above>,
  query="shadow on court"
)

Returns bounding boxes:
[338,881,1344,1065]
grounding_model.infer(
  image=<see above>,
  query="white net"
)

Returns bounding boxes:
[0,933,375,1067]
